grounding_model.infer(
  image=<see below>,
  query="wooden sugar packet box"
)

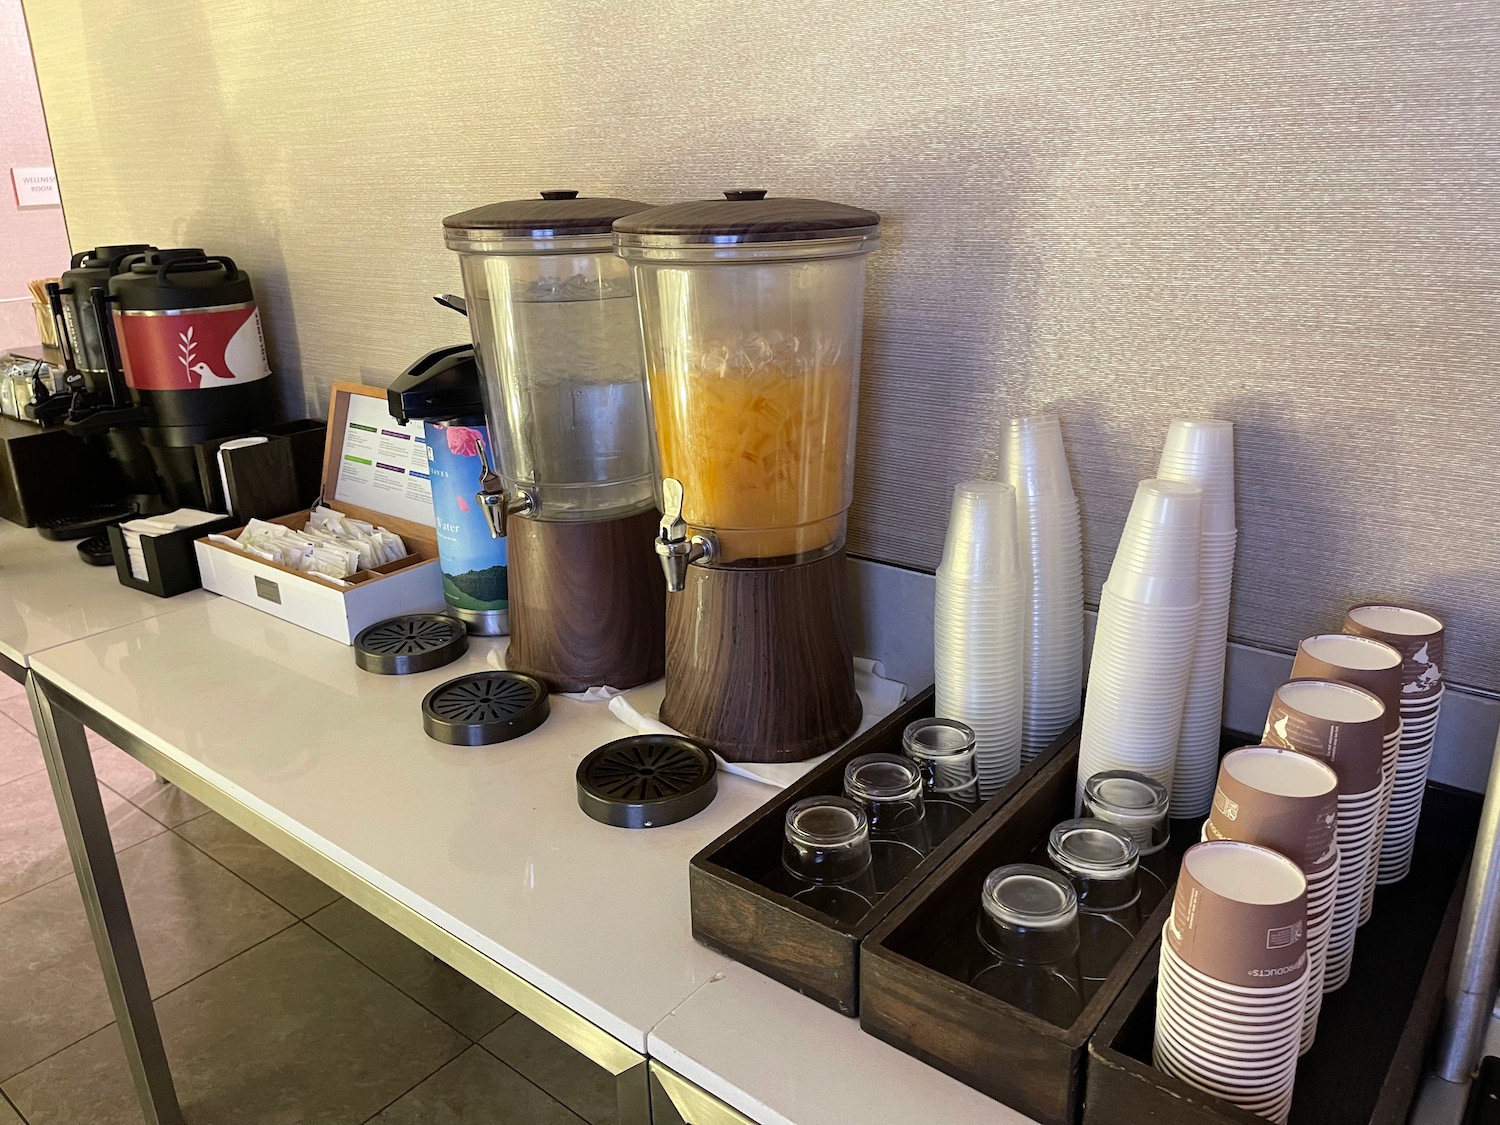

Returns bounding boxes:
[195,381,445,643]
[689,686,1078,1016]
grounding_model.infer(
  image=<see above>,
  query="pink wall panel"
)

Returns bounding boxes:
[0,0,68,345]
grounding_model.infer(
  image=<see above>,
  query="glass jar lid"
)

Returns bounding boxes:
[1083,770,1169,821]
[902,717,977,762]
[1047,818,1139,880]
[844,754,923,804]
[443,190,653,252]
[785,795,868,849]
[982,864,1077,929]
[613,189,880,250]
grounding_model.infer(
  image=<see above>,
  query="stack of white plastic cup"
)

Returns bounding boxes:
[1156,419,1237,819]
[998,415,1085,762]
[1077,479,1203,804]
[934,481,1026,799]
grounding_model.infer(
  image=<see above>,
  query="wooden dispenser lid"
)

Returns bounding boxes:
[443,191,653,242]
[613,189,880,246]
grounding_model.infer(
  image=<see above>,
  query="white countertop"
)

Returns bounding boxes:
[0,517,210,667]
[31,594,747,1050]
[26,580,1032,1122]
[650,963,1037,1125]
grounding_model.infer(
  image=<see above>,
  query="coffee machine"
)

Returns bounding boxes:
[443,191,665,691]
[38,244,162,534]
[99,249,276,510]
[615,191,881,762]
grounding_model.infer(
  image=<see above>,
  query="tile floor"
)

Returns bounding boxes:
[0,673,615,1124]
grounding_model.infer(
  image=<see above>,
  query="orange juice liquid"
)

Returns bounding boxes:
[649,361,853,561]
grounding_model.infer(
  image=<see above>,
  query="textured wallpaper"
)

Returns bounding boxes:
[22,0,1500,690]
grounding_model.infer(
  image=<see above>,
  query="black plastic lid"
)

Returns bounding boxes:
[65,244,155,280]
[421,671,549,746]
[386,345,483,423]
[109,249,255,311]
[613,190,880,246]
[443,191,653,242]
[354,613,469,675]
[576,735,718,829]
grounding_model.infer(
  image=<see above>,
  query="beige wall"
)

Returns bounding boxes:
[24,0,1500,690]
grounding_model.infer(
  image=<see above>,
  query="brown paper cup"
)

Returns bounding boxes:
[1167,841,1308,989]
[1263,680,1385,795]
[1291,634,1402,737]
[1343,604,1444,694]
[1207,747,1338,872]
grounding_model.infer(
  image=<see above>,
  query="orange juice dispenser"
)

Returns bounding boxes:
[615,191,881,761]
[444,191,665,691]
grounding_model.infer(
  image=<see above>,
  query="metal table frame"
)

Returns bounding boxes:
[3,652,649,1125]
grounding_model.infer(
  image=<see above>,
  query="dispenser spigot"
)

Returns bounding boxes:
[656,478,715,592]
[475,442,532,538]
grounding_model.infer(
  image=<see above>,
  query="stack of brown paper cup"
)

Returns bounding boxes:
[1203,746,1339,1054]
[1343,605,1446,884]
[1262,679,1384,992]
[1290,634,1402,925]
[1156,841,1308,1124]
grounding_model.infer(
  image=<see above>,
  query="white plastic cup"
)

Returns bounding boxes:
[935,481,1026,799]
[998,415,1075,499]
[938,481,1024,578]
[1111,479,1205,577]
[1000,418,1086,756]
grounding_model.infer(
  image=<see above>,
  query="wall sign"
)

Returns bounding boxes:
[11,166,60,208]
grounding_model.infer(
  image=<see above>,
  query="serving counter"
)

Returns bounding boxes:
[4,522,1024,1125]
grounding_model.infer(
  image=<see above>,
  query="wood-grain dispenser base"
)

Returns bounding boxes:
[661,549,862,763]
[506,508,665,693]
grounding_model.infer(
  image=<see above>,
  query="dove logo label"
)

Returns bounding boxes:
[114,302,272,391]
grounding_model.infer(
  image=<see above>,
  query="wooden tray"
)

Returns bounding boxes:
[689,687,1078,1015]
[859,734,1205,1125]
[1085,782,1480,1125]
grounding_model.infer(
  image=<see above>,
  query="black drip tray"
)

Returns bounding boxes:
[77,533,115,566]
[421,671,548,746]
[354,614,468,675]
[576,735,718,829]
[36,503,136,541]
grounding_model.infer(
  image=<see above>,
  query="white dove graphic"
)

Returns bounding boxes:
[179,312,271,387]
[189,361,231,383]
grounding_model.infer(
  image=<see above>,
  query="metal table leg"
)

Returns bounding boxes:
[649,1063,758,1125]
[26,672,184,1125]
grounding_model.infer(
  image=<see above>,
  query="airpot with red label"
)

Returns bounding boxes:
[103,249,276,507]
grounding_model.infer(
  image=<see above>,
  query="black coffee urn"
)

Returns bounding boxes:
[97,249,277,509]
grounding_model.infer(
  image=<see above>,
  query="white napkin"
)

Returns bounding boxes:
[612,658,906,787]
[489,646,908,790]
[480,648,907,786]
[119,508,226,580]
